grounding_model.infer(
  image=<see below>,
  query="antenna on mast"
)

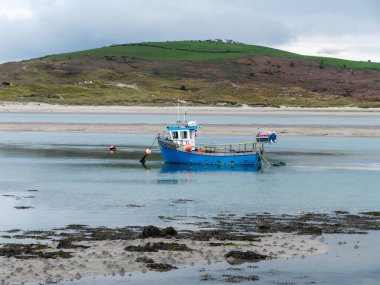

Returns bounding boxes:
[177,99,180,124]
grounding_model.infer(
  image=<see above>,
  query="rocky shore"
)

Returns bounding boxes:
[1,211,379,284]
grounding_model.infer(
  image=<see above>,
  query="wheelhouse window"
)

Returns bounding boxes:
[180,131,188,139]
[172,131,178,139]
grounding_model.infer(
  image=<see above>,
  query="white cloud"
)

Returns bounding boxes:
[0,8,33,20]
[276,34,380,62]
[0,1,34,19]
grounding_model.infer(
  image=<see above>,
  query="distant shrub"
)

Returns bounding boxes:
[289,61,295,67]
[262,69,274,75]
[104,56,116,61]
[319,60,324,69]
[152,68,160,75]
[343,88,353,97]
[248,72,255,78]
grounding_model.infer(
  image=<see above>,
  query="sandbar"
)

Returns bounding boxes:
[0,103,379,136]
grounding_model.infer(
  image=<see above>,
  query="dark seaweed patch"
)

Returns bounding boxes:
[0,243,73,259]
[146,263,177,272]
[125,242,192,252]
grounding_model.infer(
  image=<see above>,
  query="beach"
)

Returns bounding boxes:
[1,102,379,136]
[0,233,326,283]
[1,211,379,284]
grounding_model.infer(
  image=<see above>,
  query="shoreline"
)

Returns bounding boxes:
[0,234,326,284]
[1,102,380,115]
[1,102,379,137]
[1,209,380,284]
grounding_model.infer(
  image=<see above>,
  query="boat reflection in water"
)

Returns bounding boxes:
[161,163,262,173]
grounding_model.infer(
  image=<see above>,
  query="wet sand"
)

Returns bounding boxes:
[0,235,326,284]
[1,211,378,284]
[0,102,379,136]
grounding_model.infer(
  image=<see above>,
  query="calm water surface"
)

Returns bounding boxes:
[0,131,379,230]
[1,128,380,284]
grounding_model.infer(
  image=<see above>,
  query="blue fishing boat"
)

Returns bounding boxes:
[157,119,276,165]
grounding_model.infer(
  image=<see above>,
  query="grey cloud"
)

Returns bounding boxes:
[0,0,379,62]
[317,48,345,55]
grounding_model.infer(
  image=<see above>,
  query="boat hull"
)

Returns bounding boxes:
[161,163,262,172]
[158,138,261,165]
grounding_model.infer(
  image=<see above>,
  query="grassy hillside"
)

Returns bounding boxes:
[50,41,380,70]
[1,40,380,107]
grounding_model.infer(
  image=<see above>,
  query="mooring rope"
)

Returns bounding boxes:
[139,135,158,164]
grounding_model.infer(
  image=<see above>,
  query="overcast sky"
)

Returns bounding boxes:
[1,0,379,63]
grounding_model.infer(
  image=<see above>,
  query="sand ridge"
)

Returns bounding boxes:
[1,103,379,136]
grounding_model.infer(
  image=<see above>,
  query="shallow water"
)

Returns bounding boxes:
[0,131,379,231]
[1,125,380,284]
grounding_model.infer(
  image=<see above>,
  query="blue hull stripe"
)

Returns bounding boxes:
[161,164,262,172]
[159,145,260,165]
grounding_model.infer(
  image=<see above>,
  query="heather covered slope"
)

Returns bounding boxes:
[0,41,379,107]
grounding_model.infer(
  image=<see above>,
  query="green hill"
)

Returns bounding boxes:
[1,40,380,107]
[51,41,380,69]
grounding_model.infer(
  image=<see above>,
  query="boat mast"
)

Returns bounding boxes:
[177,99,180,124]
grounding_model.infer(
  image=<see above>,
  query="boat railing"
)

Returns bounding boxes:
[158,133,262,154]
[197,141,260,154]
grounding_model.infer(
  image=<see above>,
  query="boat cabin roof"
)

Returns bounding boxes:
[167,125,199,131]
[167,121,201,132]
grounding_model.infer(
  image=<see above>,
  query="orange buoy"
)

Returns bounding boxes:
[184,144,192,152]
[145,148,152,155]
